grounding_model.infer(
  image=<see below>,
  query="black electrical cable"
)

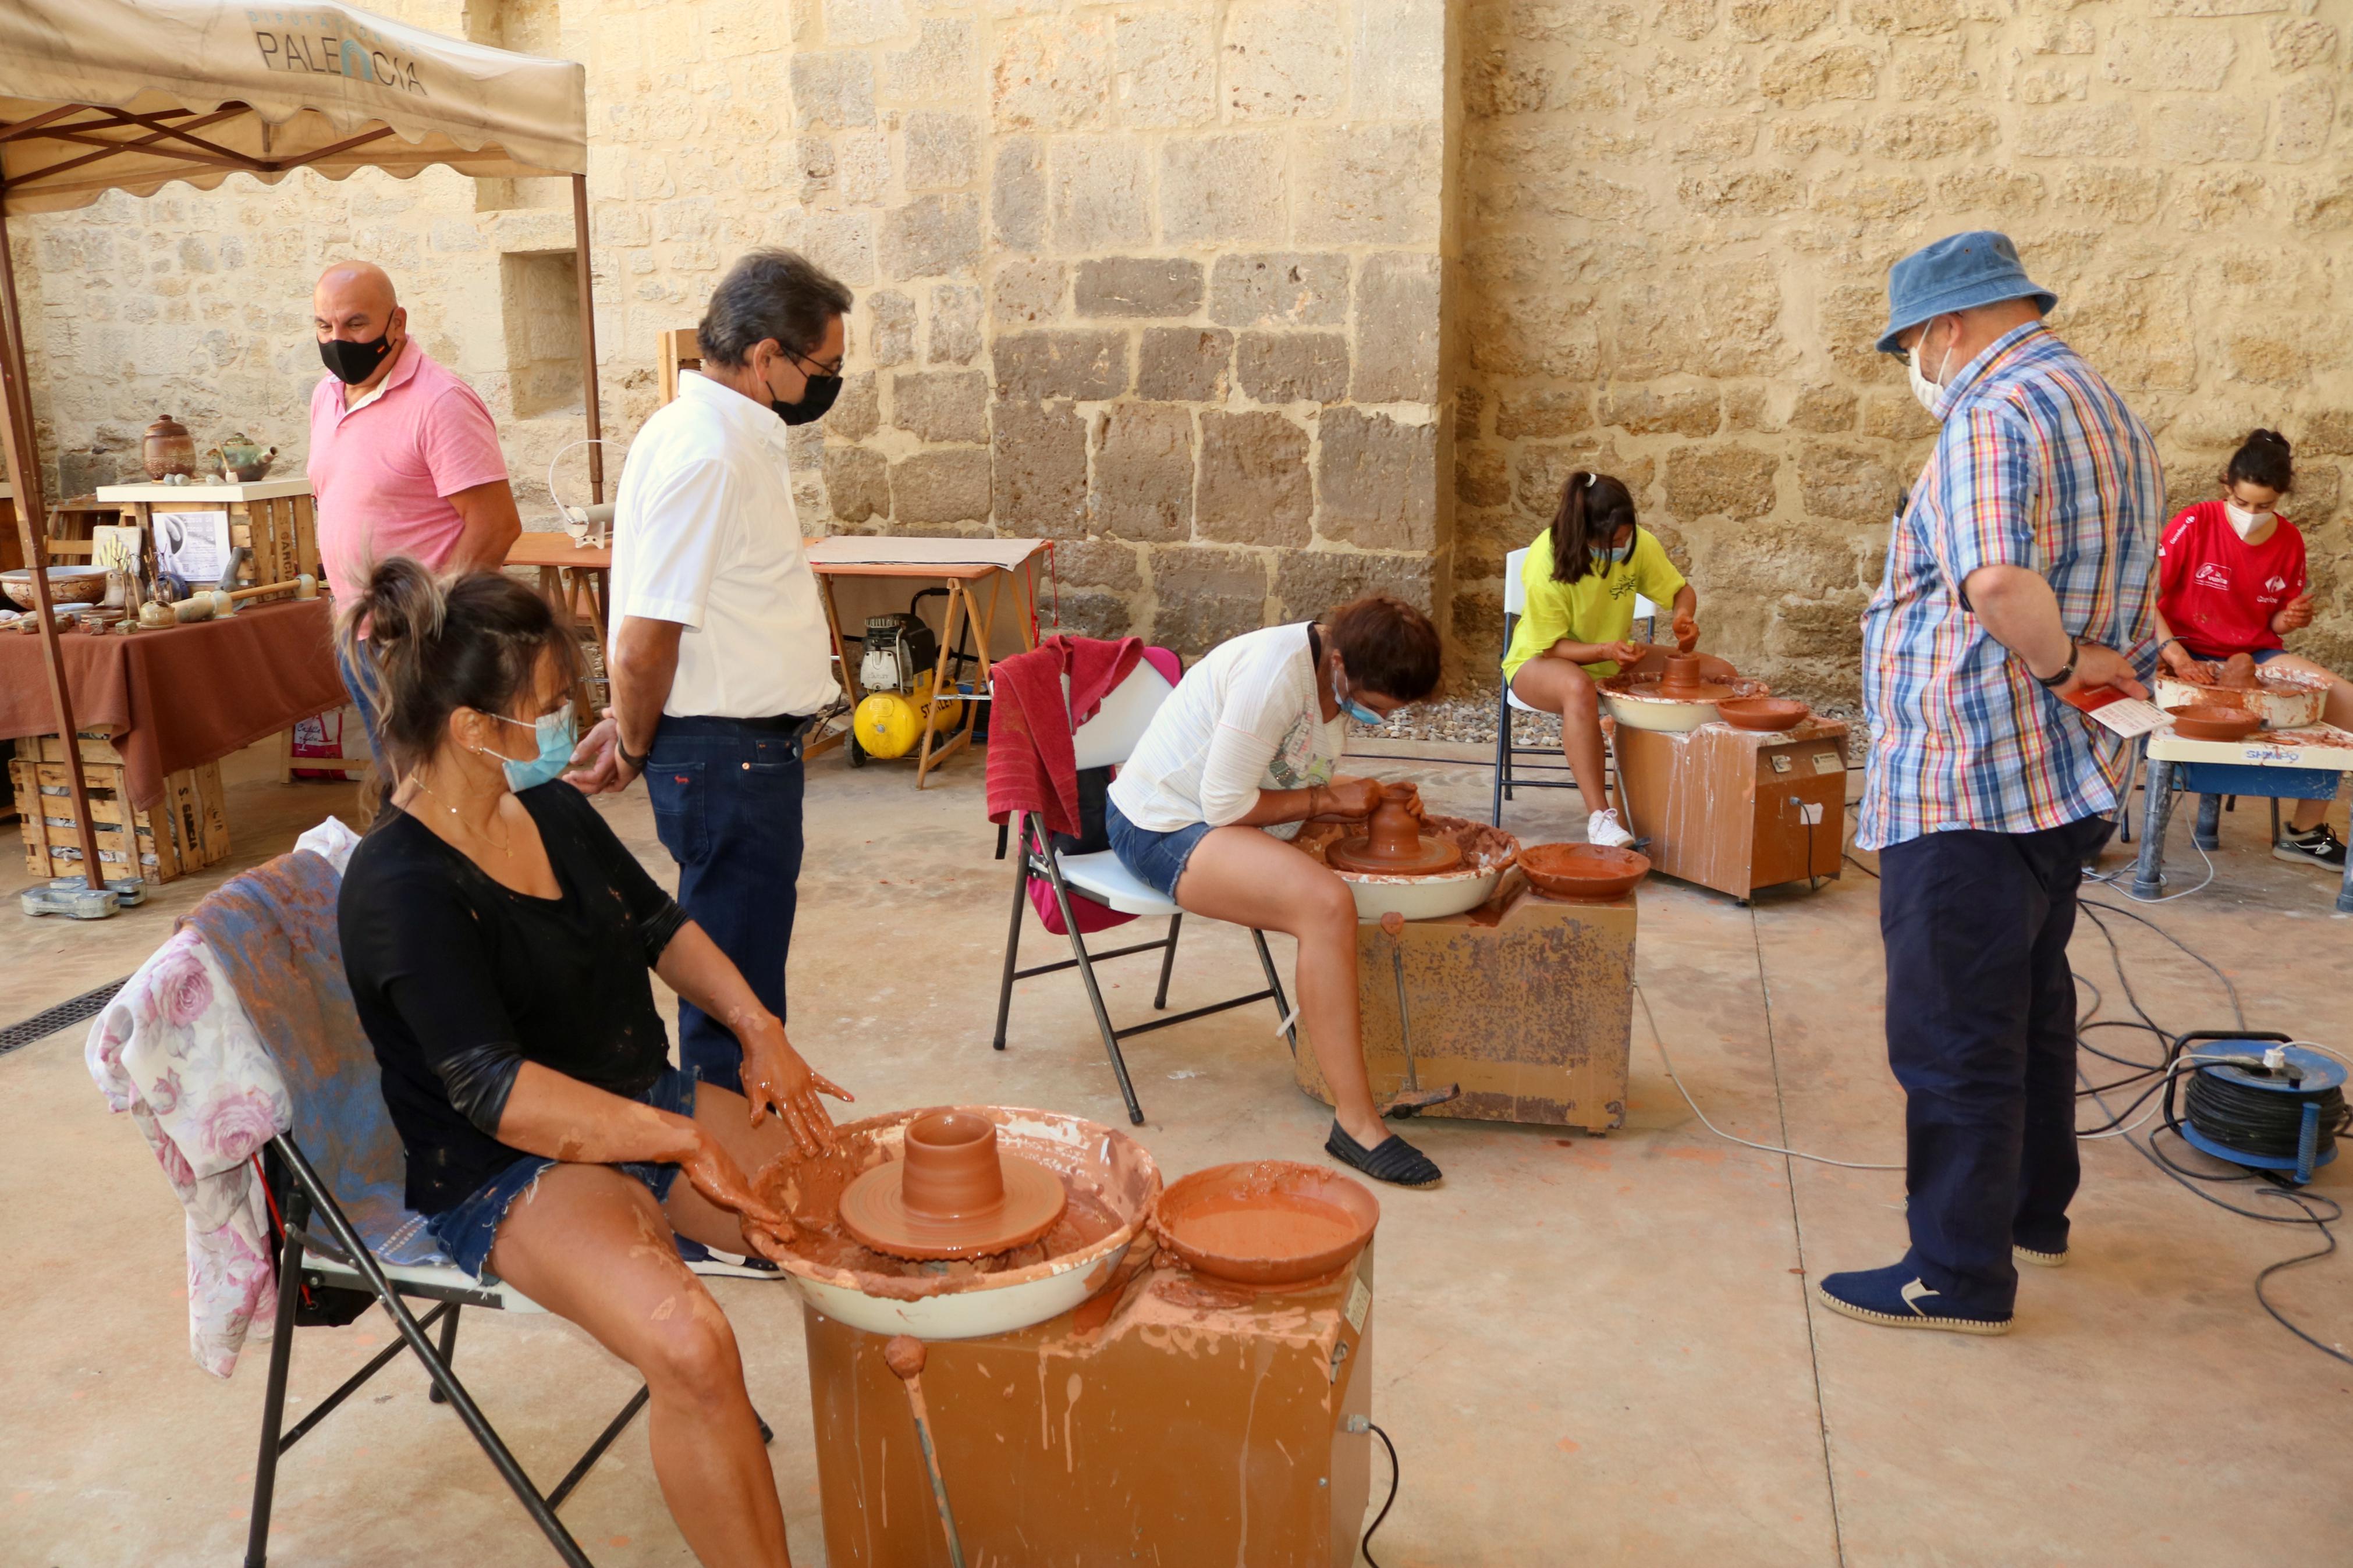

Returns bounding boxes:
[1360,1421,1400,1568]
[2179,1068,2350,1164]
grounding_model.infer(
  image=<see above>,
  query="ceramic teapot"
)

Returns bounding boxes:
[206,432,278,483]
[142,415,197,480]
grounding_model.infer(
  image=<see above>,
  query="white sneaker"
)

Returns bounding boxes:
[1587,808,1635,848]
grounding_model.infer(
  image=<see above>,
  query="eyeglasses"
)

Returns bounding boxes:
[784,345,844,378]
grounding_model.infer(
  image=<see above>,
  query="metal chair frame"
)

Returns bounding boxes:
[991,809,1297,1125]
[1490,545,1656,824]
[243,1133,725,1568]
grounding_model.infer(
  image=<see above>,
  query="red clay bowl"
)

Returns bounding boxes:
[1715,697,1810,732]
[2165,704,2263,743]
[1520,842,1651,901]
[1152,1161,1380,1289]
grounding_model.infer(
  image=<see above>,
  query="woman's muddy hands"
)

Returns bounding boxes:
[1671,611,1699,653]
[2159,641,2216,684]
[2273,592,2316,635]
[736,1012,854,1157]
[1316,776,1385,821]
[680,1130,798,1258]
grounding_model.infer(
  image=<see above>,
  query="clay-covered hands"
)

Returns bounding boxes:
[1314,775,1386,821]
[2052,641,2149,705]
[561,710,637,795]
[734,1011,853,1157]
[1671,610,1700,654]
[677,1130,798,1260]
[2273,592,2316,635]
[1600,639,1648,669]
[2158,640,2210,681]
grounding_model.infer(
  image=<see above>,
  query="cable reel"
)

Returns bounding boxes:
[2163,1031,2350,1186]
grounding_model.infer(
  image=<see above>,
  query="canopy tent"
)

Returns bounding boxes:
[0,0,602,906]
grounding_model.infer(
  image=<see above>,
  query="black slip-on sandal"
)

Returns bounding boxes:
[1326,1121,1442,1189]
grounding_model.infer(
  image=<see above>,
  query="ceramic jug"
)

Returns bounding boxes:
[141,415,196,481]
[207,432,278,483]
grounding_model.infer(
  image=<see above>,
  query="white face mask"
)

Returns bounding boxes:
[1908,321,1957,416]
[2223,502,2273,539]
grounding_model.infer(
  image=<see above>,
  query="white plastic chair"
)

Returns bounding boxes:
[1492,545,1653,824]
[991,657,1297,1124]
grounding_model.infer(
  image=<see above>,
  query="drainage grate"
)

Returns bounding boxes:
[0,978,130,1057]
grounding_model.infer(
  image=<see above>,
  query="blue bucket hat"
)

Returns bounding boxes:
[1875,231,2057,355]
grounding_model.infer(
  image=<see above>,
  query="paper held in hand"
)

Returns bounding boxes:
[2063,685,2169,738]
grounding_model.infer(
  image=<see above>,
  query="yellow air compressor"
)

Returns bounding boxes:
[849,609,964,764]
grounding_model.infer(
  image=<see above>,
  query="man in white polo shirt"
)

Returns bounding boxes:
[567,250,847,1143]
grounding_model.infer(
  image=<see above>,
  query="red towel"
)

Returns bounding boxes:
[986,635,1145,840]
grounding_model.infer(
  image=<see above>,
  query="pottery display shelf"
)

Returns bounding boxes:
[93,478,319,595]
[1612,716,1850,902]
[2131,722,2353,914]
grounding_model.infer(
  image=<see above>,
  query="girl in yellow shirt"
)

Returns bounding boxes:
[1502,471,1699,847]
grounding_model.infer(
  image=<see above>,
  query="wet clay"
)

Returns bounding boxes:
[1174,1196,1362,1263]
[2217,652,2261,690]
[1154,1160,1379,1288]
[1520,841,1651,901]
[838,1111,1068,1260]
[1326,784,1467,877]
[1648,652,1740,703]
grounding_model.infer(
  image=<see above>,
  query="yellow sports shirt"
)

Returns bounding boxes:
[1500,525,1688,684]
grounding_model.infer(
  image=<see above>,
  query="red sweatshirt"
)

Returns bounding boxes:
[2156,499,2307,659]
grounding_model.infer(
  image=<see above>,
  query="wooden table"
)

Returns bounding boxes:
[807,539,1048,787]
[505,532,612,718]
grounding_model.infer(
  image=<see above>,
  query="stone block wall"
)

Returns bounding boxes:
[1454,0,2353,704]
[13,0,2351,698]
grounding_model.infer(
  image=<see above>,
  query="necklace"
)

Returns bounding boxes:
[407,774,515,856]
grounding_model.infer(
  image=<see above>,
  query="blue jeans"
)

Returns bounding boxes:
[1878,815,2111,1313]
[335,638,389,774]
[644,716,808,1093]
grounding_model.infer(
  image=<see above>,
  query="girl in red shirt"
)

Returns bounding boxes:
[2154,429,2352,867]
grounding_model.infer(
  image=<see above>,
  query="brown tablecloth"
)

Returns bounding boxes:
[0,598,343,808]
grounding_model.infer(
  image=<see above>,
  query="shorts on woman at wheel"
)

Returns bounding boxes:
[423,1064,700,1279]
[1106,798,1215,900]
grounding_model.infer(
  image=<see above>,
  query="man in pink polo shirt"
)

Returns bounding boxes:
[308,261,520,763]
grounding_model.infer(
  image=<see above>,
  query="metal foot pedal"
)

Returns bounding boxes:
[1383,1083,1461,1119]
[20,875,148,920]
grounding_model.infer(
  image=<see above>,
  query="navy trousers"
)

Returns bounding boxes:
[644,716,809,1094]
[1878,815,2110,1313]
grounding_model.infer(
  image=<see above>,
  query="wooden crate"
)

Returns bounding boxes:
[92,481,319,600]
[11,735,228,884]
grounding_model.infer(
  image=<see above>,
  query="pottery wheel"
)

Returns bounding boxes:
[837,1153,1068,1261]
[1638,678,1740,703]
[1327,834,1464,876]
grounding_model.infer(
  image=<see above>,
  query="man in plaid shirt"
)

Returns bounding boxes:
[1822,233,2163,1337]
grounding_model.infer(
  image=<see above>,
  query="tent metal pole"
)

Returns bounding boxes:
[0,197,112,892]
[570,174,603,506]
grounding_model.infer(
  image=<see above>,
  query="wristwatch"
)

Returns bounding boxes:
[2033,637,2078,689]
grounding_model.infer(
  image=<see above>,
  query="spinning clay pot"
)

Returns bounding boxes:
[1326,785,1463,877]
[837,1110,1068,1261]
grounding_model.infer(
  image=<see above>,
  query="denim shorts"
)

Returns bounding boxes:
[2252,647,2288,666]
[1106,798,1215,900]
[424,1063,700,1279]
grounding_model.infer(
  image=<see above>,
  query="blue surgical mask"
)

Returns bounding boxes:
[488,707,577,791]
[1600,531,1635,568]
[1332,668,1386,727]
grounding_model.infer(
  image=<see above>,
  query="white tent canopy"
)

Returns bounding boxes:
[0,0,587,215]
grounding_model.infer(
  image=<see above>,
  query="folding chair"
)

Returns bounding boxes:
[991,659,1299,1125]
[116,855,769,1568]
[1491,545,1655,824]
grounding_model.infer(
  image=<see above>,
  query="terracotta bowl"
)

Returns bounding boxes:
[2,566,111,610]
[1152,1160,1380,1289]
[1715,697,1810,732]
[1520,842,1651,901]
[2165,703,2263,743]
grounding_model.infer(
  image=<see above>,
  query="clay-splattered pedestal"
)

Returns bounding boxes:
[1612,717,1849,901]
[805,1246,1375,1567]
[1296,886,1635,1133]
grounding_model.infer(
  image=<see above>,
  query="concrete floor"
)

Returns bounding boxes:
[3,735,2350,1566]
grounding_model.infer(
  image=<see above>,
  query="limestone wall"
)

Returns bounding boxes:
[9,0,1454,663]
[1454,0,2353,704]
[11,0,2351,696]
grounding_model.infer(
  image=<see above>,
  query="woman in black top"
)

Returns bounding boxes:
[336,560,848,1567]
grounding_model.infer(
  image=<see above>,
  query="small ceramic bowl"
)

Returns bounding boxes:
[2165,703,2263,743]
[1,566,111,610]
[1520,842,1651,901]
[1715,697,1810,732]
[1152,1161,1379,1289]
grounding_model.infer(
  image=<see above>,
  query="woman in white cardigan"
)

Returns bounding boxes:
[1105,595,1446,1187]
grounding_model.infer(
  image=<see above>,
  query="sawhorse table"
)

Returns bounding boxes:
[2131,723,2353,913]
[805,536,1049,787]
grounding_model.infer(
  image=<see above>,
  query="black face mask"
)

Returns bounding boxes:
[319,332,394,385]
[774,374,842,426]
